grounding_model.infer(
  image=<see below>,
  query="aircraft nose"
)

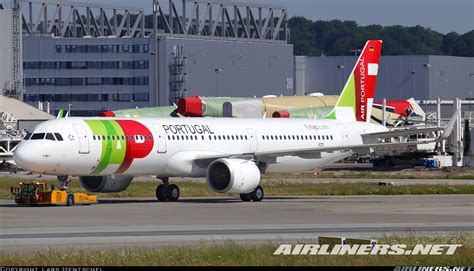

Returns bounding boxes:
[13,143,34,170]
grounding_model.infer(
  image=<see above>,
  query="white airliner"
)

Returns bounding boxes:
[13,40,448,202]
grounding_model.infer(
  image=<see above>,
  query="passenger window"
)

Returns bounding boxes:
[54,133,63,141]
[122,136,125,140]
[93,135,96,140]
[30,133,46,140]
[102,135,105,140]
[45,133,56,141]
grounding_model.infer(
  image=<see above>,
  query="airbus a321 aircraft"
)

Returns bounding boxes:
[14,40,437,202]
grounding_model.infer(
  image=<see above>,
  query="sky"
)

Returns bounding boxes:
[103,0,473,34]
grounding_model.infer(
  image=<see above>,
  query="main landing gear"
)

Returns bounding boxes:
[240,185,264,202]
[156,177,180,202]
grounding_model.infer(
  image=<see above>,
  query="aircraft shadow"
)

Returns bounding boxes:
[97,196,324,205]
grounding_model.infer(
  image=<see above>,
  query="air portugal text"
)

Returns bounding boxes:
[163,124,215,135]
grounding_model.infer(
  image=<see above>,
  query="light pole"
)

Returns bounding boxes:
[469,73,474,101]
[337,65,345,91]
[350,49,361,56]
[423,64,431,113]
[214,68,222,97]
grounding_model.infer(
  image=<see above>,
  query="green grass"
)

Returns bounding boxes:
[1,234,472,266]
[264,172,474,180]
[1,176,473,199]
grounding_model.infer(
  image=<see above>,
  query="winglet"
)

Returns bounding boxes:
[439,109,459,141]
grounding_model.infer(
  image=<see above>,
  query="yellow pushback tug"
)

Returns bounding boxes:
[11,182,98,206]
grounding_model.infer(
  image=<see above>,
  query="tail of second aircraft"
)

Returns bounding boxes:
[325,40,383,122]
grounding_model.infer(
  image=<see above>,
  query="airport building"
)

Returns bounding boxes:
[1,0,473,117]
[2,0,294,116]
[295,55,474,101]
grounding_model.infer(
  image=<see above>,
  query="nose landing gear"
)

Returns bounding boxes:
[57,175,71,190]
[156,177,180,202]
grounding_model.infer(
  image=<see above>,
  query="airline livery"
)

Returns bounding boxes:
[14,40,428,202]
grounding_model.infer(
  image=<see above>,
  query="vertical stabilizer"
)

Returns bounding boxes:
[325,40,383,122]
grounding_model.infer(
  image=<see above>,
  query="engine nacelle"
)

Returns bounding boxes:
[79,176,134,193]
[206,159,261,194]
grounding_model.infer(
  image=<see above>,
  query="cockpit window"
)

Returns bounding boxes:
[23,133,32,140]
[54,133,64,141]
[30,133,46,140]
[45,133,56,141]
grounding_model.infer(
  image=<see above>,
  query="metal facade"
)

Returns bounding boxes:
[22,37,152,116]
[0,10,13,93]
[156,36,294,106]
[22,35,294,115]
[296,55,473,101]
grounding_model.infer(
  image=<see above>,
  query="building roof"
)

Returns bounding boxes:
[0,95,54,120]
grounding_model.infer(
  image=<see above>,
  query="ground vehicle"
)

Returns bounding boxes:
[11,182,97,206]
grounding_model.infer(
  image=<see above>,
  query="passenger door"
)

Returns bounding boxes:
[73,123,90,154]
[153,124,167,154]
[246,128,258,153]
[336,124,349,146]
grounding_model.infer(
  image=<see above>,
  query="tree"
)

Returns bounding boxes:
[286,16,473,57]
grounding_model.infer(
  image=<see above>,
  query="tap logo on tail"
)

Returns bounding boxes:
[325,40,383,122]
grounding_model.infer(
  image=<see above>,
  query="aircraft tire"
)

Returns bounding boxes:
[66,194,74,206]
[250,186,264,202]
[167,184,180,202]
[240,193,252,202]
[156,184,168,202]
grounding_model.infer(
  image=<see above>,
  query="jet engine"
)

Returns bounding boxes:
[206,159,260,194]
[79,176,134,193]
